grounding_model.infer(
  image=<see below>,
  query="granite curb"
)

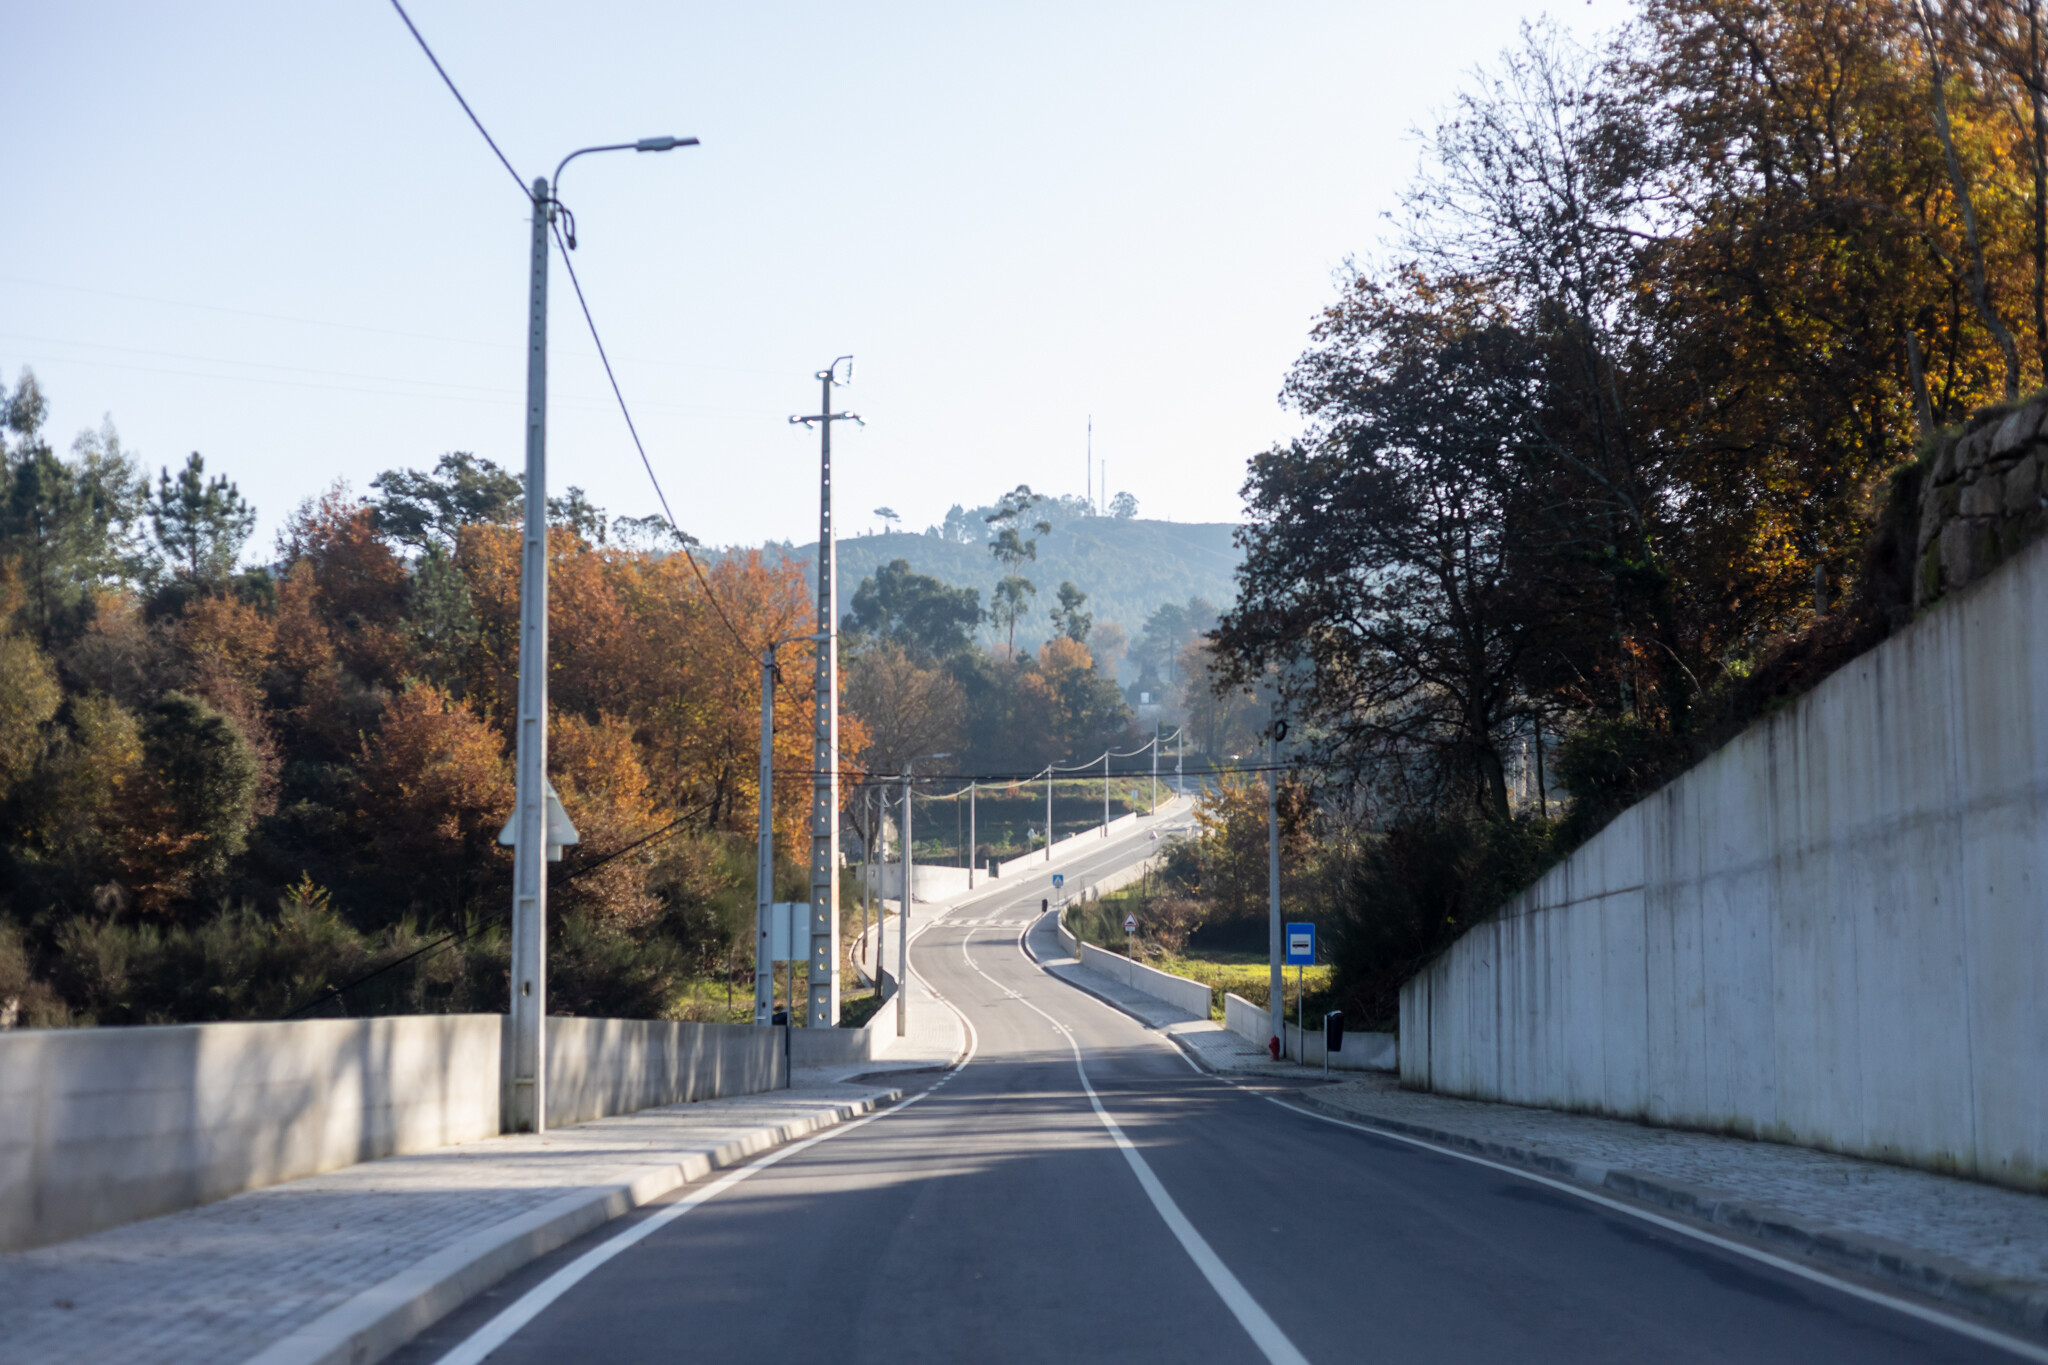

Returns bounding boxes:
[1289,1090,2048,1337]
[238,1090,902,1365]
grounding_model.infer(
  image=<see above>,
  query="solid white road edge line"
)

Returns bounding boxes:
[428,980,981,1365]
[961,927,1311,1365]
[1013,909,2048,1364]
[1253,1091,2048,1365]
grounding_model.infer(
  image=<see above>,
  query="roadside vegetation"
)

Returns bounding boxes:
[0,393,1216,1027]
[1192,1,2048,1030]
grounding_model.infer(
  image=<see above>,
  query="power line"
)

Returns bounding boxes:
[388,0,530,199]
[547,221,781,685]
[281,810,694,1020]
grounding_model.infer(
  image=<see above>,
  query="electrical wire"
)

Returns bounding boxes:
[547,219,806,708]
[280,811,695,1020]
[389,0,531,199]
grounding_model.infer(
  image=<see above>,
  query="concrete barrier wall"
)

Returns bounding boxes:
[0,1015,504,1253]
[987,799,1185,880]
[858,863,974,903]
[1077,943,1213,1018]
[1223,993,1397,1071]
[1,1013,791,1252]
[1401,534,2048,1189]
[543,1018,784,1128]
[789,1026,873,1068]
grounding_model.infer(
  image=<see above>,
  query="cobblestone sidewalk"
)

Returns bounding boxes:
[0,1083,897,1365]
[1300,1072,2048,1331]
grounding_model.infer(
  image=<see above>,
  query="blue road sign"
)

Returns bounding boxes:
[1285,922,1315,965]
[1052,873,1065,889]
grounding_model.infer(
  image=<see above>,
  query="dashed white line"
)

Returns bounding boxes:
[958,926,1310,1365]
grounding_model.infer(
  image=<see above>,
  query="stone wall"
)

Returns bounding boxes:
[1915,398,2048,607]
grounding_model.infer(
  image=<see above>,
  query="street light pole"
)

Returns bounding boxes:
[504,135,694,1136]
[1045,765,1053,862]
[967,779,976,889]
[506,174,553,1136]
[1103,750,1111,836]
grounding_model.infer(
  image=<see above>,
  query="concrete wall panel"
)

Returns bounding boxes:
[1,1014,787,1252]
[1401,536,2048,1189]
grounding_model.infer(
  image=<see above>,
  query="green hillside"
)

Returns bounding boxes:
[761,507,1241,662]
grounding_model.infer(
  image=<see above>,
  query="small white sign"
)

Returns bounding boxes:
[1123,914,1138,934]
[768,902,809,962]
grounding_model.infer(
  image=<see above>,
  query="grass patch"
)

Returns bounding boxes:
[1064,899,1332,1020]
[837,988,885,1029]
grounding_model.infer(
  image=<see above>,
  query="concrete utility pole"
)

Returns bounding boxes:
[505,175,557,1136]
[790,358,860,1027]
[897,762,912,1037]
[753,631,825,1025]
[754,643,777,1026]
[1266,728,1284,1058]
[1045,766,1054,861]
[1151,725,1159,813]
[967,780,976,889]
[1103,751,1111,835]
[504,135,694,1135]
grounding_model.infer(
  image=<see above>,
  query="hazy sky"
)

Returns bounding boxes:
[7,1,1632,553]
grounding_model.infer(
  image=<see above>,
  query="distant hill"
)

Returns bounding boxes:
[746,510,1241,664]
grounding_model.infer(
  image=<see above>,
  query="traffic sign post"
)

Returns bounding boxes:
[1285,923,1314,1063]
[1052,873,1064,890]
[1123,912,1138,966]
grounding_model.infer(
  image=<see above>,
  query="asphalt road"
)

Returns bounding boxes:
[397,827,2039,1364]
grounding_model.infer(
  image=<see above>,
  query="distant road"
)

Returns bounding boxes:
[396,833,2034,1364]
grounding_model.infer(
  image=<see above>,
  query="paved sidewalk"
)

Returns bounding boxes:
[0,1083,899,1365]
[1300,1072,2048,1332]
[797,918,966,1087]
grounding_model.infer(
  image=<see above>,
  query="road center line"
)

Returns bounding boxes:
[958,928,1312,1365]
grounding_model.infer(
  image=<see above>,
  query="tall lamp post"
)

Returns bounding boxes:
[503,134,695,1136]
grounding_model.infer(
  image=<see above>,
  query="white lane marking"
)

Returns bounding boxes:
[1013,911,2048,1364]
[960,928,1311,1365]
[429,977,980,1365]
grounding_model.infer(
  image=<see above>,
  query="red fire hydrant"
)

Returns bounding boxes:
[1267,1035,1281,1061]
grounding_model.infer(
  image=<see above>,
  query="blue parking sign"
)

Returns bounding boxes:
[1285,922,1315,965]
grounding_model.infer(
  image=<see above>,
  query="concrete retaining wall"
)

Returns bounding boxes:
[1223,993,1397,1071]
[993,810,1144,879]
[858,863,975,903]
[543,1018,783,1128]
[2,1013,788,1252]
[1077,943,1213,1018]
[1401,534,2048,1189]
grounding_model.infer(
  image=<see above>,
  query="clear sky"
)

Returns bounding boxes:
[6,1,1633,554]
